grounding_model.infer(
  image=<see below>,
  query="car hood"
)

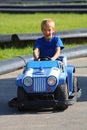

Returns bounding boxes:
[23,67,60,79]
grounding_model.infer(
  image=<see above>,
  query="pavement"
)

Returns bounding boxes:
[0,57,87,130]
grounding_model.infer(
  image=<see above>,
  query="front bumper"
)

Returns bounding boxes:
[8,89,81,110]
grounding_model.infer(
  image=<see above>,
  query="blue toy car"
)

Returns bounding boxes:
[8,56,81,111]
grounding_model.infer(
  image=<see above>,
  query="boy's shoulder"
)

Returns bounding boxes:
[52,36,60,39]
[36,36,44,42]
[52,36,60,41]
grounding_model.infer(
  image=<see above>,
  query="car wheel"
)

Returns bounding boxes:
[17,87,28,100]
[17,87,28,111]
[54,83,68,110]
[73,76,78,93]
[55,83,68,100]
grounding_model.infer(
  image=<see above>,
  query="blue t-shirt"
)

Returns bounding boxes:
[33,36,64,58]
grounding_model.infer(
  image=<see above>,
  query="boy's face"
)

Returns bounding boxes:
[41,25,54,40]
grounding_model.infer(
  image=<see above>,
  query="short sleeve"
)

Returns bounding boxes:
[33,38,40,50]
[57,37,64,50]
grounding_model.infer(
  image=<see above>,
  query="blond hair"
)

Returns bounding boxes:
[41,18,55,29]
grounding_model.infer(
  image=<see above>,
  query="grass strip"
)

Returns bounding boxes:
[0,13,87,34]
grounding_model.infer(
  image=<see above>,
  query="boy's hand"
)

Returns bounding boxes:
[38,58,40,61]
[50,57,55,60]
[34,57,40,61]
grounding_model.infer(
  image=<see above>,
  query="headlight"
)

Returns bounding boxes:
[23,77,33,87]
[47,76,57,86]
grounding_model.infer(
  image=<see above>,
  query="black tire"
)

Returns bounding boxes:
[17,87,28,101]
[54,83,68,110]
[55,83,68,101]
[17,87,28,111]
[73,76,78,93]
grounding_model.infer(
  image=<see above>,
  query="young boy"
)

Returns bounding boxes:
[33,18,64,61]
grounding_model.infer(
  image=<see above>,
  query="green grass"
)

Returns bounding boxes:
[0,13,87,34]
[0,46,33,60]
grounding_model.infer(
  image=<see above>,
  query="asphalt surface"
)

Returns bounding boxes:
[0,57,87,130]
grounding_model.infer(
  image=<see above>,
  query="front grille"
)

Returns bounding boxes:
[33,77,46,92]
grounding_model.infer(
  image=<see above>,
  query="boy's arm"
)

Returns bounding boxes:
[33,48,40,61]
[51,47,60,60]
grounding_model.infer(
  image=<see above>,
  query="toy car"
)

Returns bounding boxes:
[8,56,81,111]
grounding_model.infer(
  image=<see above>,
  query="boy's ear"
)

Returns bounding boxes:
[52,27,55,32]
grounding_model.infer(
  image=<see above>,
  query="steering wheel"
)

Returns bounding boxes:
[40,56,51,61]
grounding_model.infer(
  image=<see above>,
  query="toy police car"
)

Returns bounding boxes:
[8,56,81,111]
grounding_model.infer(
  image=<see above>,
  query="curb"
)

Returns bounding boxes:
[0,46,87,75]
[0,28,87,43]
